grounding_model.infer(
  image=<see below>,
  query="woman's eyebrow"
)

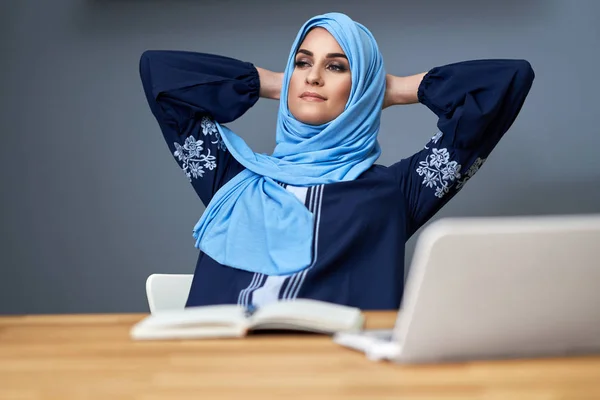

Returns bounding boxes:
[326,52,348,60]
[296,49,348,60]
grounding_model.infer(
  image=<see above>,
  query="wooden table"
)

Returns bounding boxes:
[1,312,599,400]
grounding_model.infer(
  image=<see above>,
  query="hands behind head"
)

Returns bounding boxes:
[256,66,426,109]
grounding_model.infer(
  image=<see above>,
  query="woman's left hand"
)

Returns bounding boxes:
[383,72,427,109]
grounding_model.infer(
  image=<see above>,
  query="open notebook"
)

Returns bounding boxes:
[130,299,365,340]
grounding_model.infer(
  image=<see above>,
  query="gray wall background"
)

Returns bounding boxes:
[1,0,598,314]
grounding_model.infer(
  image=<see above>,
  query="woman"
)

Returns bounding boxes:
[139,12,534,310]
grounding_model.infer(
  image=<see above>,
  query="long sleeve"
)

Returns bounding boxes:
[389,59,535,237]
[139,50,260,206]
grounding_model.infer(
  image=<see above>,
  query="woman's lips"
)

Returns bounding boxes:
[300,92,326,102]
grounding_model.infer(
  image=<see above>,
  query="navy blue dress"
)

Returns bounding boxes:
[139,50,535,310]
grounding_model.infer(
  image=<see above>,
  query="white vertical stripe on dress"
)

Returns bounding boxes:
[250,184,309,307]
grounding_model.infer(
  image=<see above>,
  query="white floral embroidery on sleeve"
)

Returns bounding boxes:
[424,131,444,149]
[416,149,487,198]
[201,116,227,151]
[416,148,462,198]
[455,157,486,190]
[173,117,226,181]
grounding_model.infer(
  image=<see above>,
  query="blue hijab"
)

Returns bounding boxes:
[192,12,386,275]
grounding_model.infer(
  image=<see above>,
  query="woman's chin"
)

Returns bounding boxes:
[290,110,337,126]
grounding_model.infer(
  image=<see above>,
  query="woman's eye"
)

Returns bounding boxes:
[328,64,347,72]
[295,60,310,68]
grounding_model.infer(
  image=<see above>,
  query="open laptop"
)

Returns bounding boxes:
[333,213,600,363]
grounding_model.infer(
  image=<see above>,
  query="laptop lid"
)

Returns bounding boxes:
[392,214,600,363]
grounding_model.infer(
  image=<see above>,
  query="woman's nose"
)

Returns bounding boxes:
[305,68,323,86]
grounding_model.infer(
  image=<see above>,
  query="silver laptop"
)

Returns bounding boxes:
[334,214,600,363]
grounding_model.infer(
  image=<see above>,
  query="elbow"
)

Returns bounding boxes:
[139,50,166,80]
[502,59,535,102]
[139,50,164,105]
[139,50,156,79]
[139,50,161,96]
[140,50,161,65]
[139,51,150,79]
[514,59,535,88]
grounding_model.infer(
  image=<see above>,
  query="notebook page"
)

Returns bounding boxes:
[249,299,364,333]
[132,304,245,331]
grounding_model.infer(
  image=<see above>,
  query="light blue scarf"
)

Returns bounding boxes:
[192,12,386,275]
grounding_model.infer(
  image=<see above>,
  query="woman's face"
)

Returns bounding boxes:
[287,27,352,126]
